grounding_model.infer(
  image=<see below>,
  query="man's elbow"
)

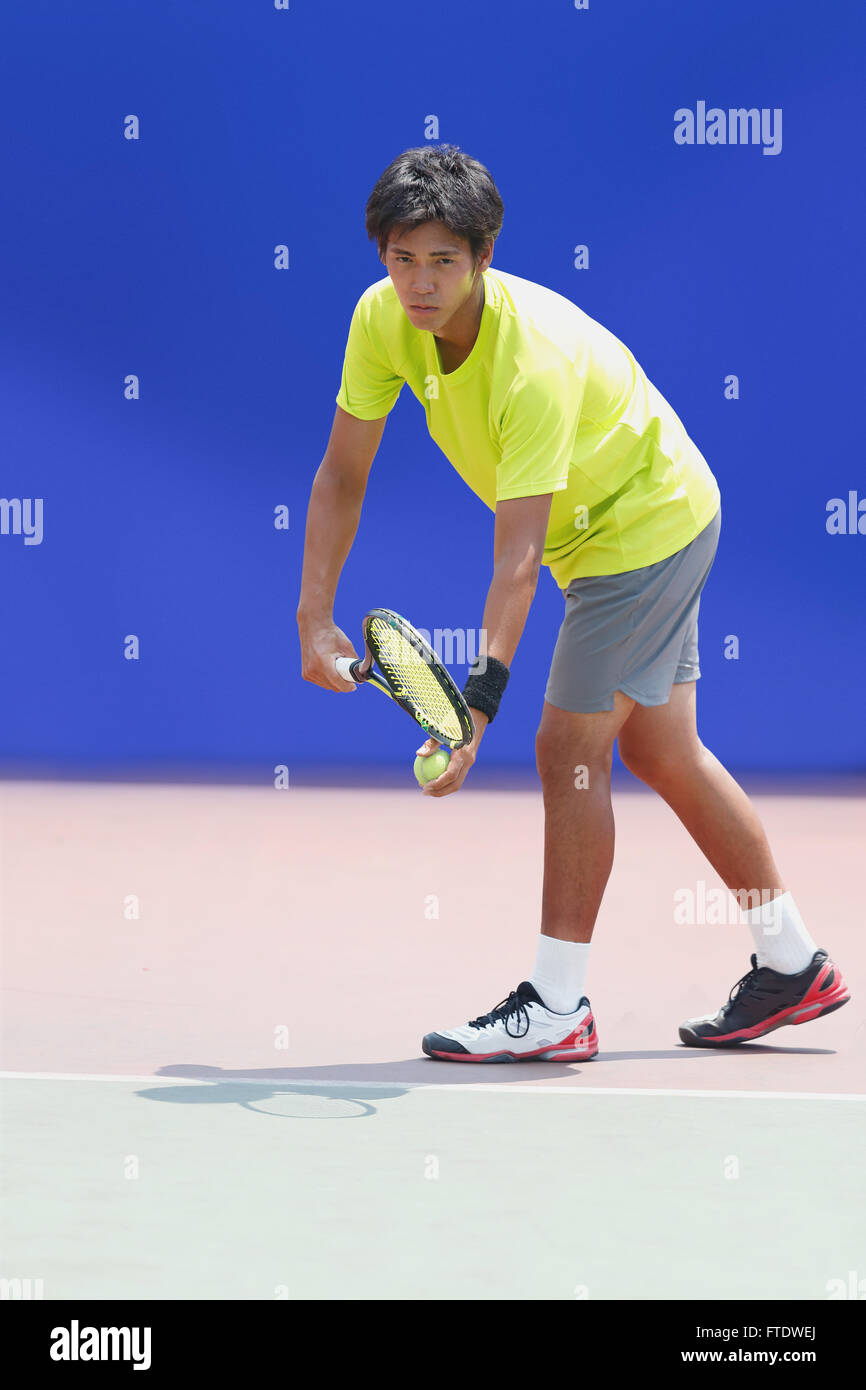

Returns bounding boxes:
[495,548,544,592]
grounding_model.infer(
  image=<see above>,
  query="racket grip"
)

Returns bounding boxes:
[334,656,358,685]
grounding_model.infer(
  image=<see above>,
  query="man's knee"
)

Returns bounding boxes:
[617,744,662,785]
[535,724,570,780]
[535,713,616,783]
[618,736,706,786]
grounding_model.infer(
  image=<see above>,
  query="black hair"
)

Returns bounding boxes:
[365,144,504,266]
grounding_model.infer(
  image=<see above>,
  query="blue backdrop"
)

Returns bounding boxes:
[2,0,863,778]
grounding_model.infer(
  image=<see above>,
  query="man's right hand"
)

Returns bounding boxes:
[297,616,359,692]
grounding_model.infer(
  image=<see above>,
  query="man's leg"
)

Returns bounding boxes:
[616,680,851,1044]
[615,681,785,897]
[535,690,637,943]
[419,695,634,1061]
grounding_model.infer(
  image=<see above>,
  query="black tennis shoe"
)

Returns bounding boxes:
[679,949,850,1047]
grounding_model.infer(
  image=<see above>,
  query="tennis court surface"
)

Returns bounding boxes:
[2,777,864,1300]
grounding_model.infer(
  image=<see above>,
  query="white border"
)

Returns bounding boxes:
[0,1070,862,1101]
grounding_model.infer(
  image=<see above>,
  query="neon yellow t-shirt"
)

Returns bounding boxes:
[335,266,720,586]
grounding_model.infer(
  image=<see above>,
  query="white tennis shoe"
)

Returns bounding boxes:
[422,980,598,1062]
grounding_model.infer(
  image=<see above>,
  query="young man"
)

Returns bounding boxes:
[297,144,850,1062]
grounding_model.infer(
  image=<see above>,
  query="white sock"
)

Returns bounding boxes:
[529,934,590,1014]
[743,890,818,973]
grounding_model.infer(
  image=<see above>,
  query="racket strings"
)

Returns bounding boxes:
[368,617,465,743]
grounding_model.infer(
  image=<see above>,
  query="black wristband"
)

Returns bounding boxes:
[461,656,510,725]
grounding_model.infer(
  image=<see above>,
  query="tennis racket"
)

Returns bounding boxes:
[334,608,475,750]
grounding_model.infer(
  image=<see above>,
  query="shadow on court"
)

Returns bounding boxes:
[148,1044,840,1092]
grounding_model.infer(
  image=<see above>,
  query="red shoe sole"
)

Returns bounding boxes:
[425,1046,599,1063]
[425,1023,599,1063]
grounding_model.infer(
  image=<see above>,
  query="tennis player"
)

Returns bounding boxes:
[297,144,850,1061]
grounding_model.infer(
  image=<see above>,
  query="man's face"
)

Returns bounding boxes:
[383,221,485,331]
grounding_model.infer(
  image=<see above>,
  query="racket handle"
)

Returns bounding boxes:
[334,656,358,685]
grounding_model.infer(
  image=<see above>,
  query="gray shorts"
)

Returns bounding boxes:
[544,506,722,713]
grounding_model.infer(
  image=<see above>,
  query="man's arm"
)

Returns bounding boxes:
[296,405,388,690]
[420,491,553,796]
[482,491,553,665]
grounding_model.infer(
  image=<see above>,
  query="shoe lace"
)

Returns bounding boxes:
[727,964,783,1009]
[468,991,530,1038]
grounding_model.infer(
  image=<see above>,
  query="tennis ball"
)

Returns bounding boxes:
[413,748,451,786]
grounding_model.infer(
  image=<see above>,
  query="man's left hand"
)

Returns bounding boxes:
[416,709,489,797]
